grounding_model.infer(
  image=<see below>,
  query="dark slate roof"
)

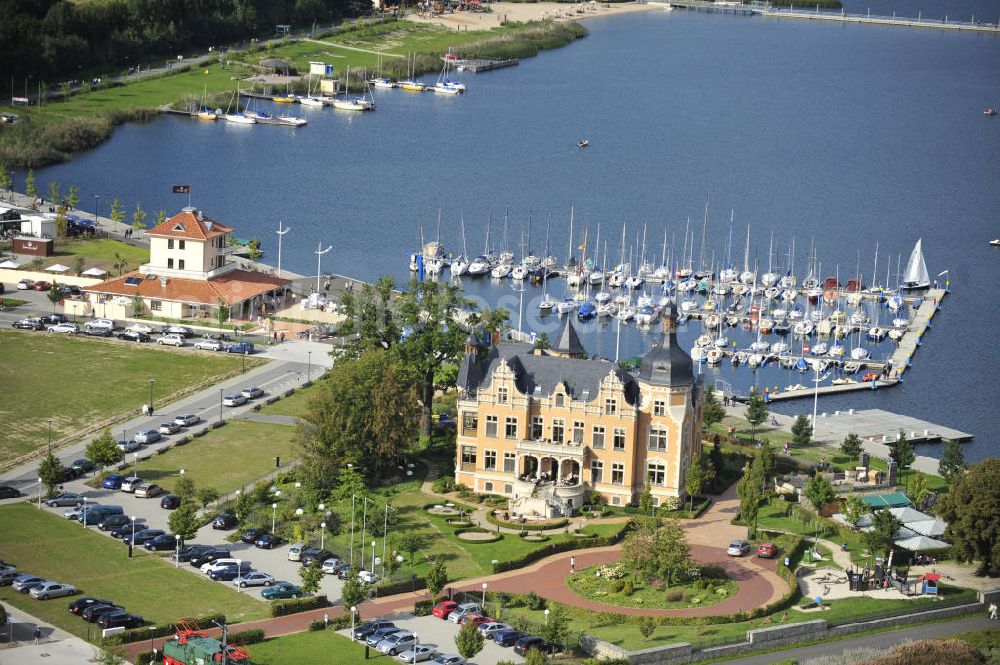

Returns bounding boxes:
[552,317,586,357]
[639,315,694,386]
[457,341,640,405]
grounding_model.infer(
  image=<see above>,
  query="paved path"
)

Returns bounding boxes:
[238,413,299,426]
[304,38,406,57]
[0,601,97,664]
[717,613,995,664]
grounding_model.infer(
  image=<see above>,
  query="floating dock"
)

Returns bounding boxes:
[459,58,519,73]
[812,408,973,444]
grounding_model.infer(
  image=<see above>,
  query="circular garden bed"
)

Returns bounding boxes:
[566,563,738,610]
[455,527,503,543]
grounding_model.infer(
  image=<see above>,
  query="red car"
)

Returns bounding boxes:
[460,614,493,627]
[432,601,457,620]
[33,281,52,291]
[757,542,777,558]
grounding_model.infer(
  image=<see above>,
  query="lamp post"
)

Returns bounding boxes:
[307,351,312,382]
[271,503,277,532]
[350,606,357,640]
[511,282,525,336]
[276,221,290,278]
[175,535,181,568]
[544,608,550,624]
[371,540,376,574]
[36,477,42,509]
[134,453,139,474]
[349,494,356,568]
[47,418,53,454]
[210,620,229,665]
[93,195,100,223]
[411,633,418,665]
[81,497,87,528]
[131,515,137,555]
[219,388,224,424]
[314,242,333,293]
[320,522,326,550]
[242,350,247,373]
[481,582,487,606]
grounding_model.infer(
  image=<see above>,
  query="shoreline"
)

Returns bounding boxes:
[408,1,659,30]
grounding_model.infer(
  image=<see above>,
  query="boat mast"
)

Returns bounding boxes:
[483,212,492,258]
[871,241,879,289]
[725,212,734,270]
[661,227,668,268]
[699,196,710,272]
[743,223,751,275]
[566,207,575,266]
[680,218,690,274]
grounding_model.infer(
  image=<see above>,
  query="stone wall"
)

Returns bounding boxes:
[0,268,102,287]
[747,619,827,644]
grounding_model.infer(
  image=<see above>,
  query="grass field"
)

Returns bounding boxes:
[249,630,377,665]
[258,383,316,418]
[49,238,149,275]
[0,503,265,640]
[121,420,298,495]
[0,329,253,464]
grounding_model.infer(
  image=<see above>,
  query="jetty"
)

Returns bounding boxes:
[810,408,972,445]
[459,58,519,73]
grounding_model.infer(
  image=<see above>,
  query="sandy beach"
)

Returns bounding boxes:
[408,1,660,30]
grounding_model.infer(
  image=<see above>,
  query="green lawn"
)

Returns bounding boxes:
[123,420,298,495]
[50,237,149,275]
[0,329,251,464]
[258,383,317,418]
[0,504,265,640]
[249,629,383,665]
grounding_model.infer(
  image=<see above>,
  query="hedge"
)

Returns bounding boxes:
[414,598,435,616]
[484,513,569,531]
[229,628,266,646]
[454,526,504,543]
[109,613,226,644]
[491,521,633,573]
[134,653,155,665]
[376,575,427,596]
[270,595,330,617]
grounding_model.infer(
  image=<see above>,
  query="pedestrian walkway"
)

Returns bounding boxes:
[0,601,97,664]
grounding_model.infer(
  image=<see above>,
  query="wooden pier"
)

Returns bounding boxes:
[810,408,973,445]
[460,58,519,73]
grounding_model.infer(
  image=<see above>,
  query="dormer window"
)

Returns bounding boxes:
[555,394,564,407]
[497,387,508,404]
[173,224,184,232]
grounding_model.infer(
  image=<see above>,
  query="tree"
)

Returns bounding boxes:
[455,620,485,660]
[341,569,369,609]
[67,185,79,209]
[110,198,125,224]
[936,459,1000,576]
[426,559,448,598]
[534,331,550,351]
[94,644,125,665]
[73,256,85,276]
[55,205,68,238]
[47,281,62,312]
[331,464,367,503]
[297,350,418,488]
[131,202,147,229]
[197,487,220,509]
[0,165,9,198]
[85,429,120,473]
[247,237,262,259]
[621,517,690,586]
[744,389,768,444]
[25,169,37,200]
[638,483,655,515]
[910,472,930,508]
[804,472,835,511]
[397,533,424,564]
[47,180,60,205]
[523,649,548,665]
[938,439,966,486]
[336,275,401,352]
[758,439,776,480]
[112,252,129,276]
[736,456,765,537]
[702,386,726,428]
[888,431,915,487]
[844,494,869,529]
[638,616,656,640]
[620,517,658,579]
[541,603,569,650]
[685,453,706,512]
[39,450,65,496]
[299,561,324,595]
[654,519,691,586]
[840,432,863,460]
[168,501,199,540]
[791,414,812,448]
[234,491,256,524]
[862,509,901,559]
[217,297,230,327]
[155,210,167,225]
[174,475,196,503]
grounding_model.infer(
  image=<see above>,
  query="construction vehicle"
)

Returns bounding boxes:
[162,619,251,665]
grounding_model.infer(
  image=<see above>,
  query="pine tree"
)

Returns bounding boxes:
[426,559,448,598]
[888,431,915,487]
[744,389,768,445]
[938,439,966,485]
[840,432,863,459]
[702,386,726,428]
[168,501,199,540]
[299,561,324,595]
[790,414,812,448]
[38,450,65,496]
[25,169,37,199]
[455,620,485,659]
[685,454,706,512]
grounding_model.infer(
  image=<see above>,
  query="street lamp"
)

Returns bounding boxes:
[544,608,550,624]
[175,535,182,568]
[320,522,326,550]
[242,350,247,373]
[481,582,488,606]
[307,351,312,382]
[47,418,53,454]
[210,620,229,665]
[350,606,357,640]
[276,221,291,278]
[371,540,376,573]
[149,379,155,411]
[271,503,277,532]
[219,388,224,424]
[36,477,42,509]
[131,515,137,556]
[134,453,139,474]
[81,497,87,528]
[314,242,332,293]
[411,633,418,665]
[93,195,100,223]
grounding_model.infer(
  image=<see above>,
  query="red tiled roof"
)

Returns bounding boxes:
[83,270,289,306]
[145,210,233,241]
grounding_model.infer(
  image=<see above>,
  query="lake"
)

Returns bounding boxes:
[21,8,1000,460]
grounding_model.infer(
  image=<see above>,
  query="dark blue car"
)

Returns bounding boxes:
[144,534,179,551]
[494,629,525,647]
[225,341,255,354]
[123,529,164,546]
[102,474,124,490]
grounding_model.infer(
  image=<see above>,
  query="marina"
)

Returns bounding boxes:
[811,408,973,445]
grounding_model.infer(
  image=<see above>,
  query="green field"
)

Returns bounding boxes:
[258,384,316,418]
[0,504,265,640]
[49,238,150,275]
[123,420,298,495]
[249,630,381,665]
[0,329,253,464]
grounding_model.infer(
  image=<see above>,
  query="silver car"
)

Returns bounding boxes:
[194,338,224,351]
[45,492,84,507]
[29,581,77,600]
[134,429,161,444]
[233,571,274,588]
[447,603,481,623]
[397,644,436,663]
[432,655,466,665]
[174,414,199,427]
[377,632,416,656]
[121,476,144,492]
[222,394,247,407]
[158,334,185,347]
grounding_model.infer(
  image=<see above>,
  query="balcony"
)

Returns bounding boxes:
[516,438,586,458]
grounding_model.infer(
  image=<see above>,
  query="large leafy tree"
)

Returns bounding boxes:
[38,450,65,496]
[341,570,369,611]
[85,429,121,474]
[936,459,1000,576]
[938,439,966,486]
[736,455,765,537]
[541,603,569,649]
[804,472,835,511]
[701,386,726,428]
[299,561,324,595]
[168,501,199,540]
[455,618,485,659]
[744,389,768,444]
[298,349,418,487]
[685,453,706,512]
[862,509,901,559]
[336,276,401,353]
[426,559,448,598]
[620,517,690,586]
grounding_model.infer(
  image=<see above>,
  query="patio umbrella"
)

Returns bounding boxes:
[44,263,71,273]
[81,267,108,277]
[893,535,950,551]
[0,260,21,269]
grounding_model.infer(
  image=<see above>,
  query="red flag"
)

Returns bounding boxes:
[172,185,191,194]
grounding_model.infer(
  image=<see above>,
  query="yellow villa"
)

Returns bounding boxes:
[455,302,704,517]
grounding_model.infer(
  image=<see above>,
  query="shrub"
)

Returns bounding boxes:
[665,589,687,602]
[700,563,729,580]
[414,599,435,616]
[622,579,635,596]
[432,477,455,493]
[485,513,568,531]
[610,579,625,593]
[308,620,326,631]
[525,591,547,611]
[270,595,330,617]
[229,629,265,645]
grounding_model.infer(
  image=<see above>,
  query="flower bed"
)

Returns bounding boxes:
[566,564,738,610]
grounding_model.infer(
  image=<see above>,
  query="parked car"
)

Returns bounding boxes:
[33,280,52,291]
[358,570,380,584]
[352,620,395,641]
[72,458,95,473]
[513,636,555,656]
[123,529,165,546]
[120,476,144,493]
[16,279,34,290]
[174,545,214,563]
[158,334,186,347]
[116,330,150,343]
[241,386,264,399]
[68,597,113,615]
[98,514,135,531]
[222,393,247,407]
[212,513,237,530]
[493,629,525,647]
[109,521,145,539]
[40,313,68,325]
[134,483,162,498]
[254,534,280,549]
[188,548,231,567]
[447,603,482,624]
[162,325,193,338]
[757,542,777,558]
[45,492,84,507]
[11,575,45,592]
[728,540,752,557]
[11,317,44,330]
[194,338,225,351]
[134,429,161,444]
[234,571,274,588]
[0,569,20,586]
[46,322,79,334]
[102,474,124,490]
[261,582,302,600]
[225,341,255,354]
[85,319,115,330]
[377,631,417,656]
[116,439,140,453]
[30,581,77,600]
[286,543,306,562]
[98,612,144,629]
[336,565,355,580]
[459,614,492,628]
[432,601,458,620]
[397,644,436,663]
[209,563,254,581]
[84,325,113,337]
[158,422,182,435]
[63,505,88,520]
[83,603,124,622]
[431,654,466,665]
[126,323,154,334]
[320,558,344,575]
[174,414,200,427]
[240,528,267,544]
[201,558,244,575]
[366,626,402,647]
[478,622,509,638]
[300,548,334,567]
[0,485,22,499]
[160,494,181,510]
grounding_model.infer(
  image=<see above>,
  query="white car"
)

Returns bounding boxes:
[194,338,224,351]
[16,279,32,290]
[397,644,436,663]
[134,429,161,444]
[234,571,274,588]
[47,322,79,334]
[163,325,192,337]
[478,622,508,638]
[321,558,343,575]
[158,422,182,435]
[117,439,140,453]
[727,540,752,557]
[432,655,466,665]
[174,414,199,427]
[86,319,115,329]
[121,476,144,492]
[29,581,77,600]
[241,386,264,399]
[447,603,481,623]
[287,543,305,562]
[202,558,244,575]
[358,570,380,584]
[126,323,154,334]
[63,505,88,520]
[377,632,416,656]
[223,394,247,407]
[158,334,185,347]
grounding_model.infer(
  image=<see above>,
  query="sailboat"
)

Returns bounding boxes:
[399,54,427,92]
[900,239,930,290]
[370,52,397,89]
[223,85,255,124]
[197,86,218,120]
[332,66,375,111]
[431,51,465,95]
[300,74,327,107]
[451,217,469,277]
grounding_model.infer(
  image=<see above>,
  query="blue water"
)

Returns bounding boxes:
[20,11,1000,460]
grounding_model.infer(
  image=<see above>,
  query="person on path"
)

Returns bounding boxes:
[280,331,285,343]
[570,556,575,573]
[990,602,998,620]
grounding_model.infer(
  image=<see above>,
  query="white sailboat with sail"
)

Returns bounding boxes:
[900,238,930,290]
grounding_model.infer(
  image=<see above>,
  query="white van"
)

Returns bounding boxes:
[287,543,305,562]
